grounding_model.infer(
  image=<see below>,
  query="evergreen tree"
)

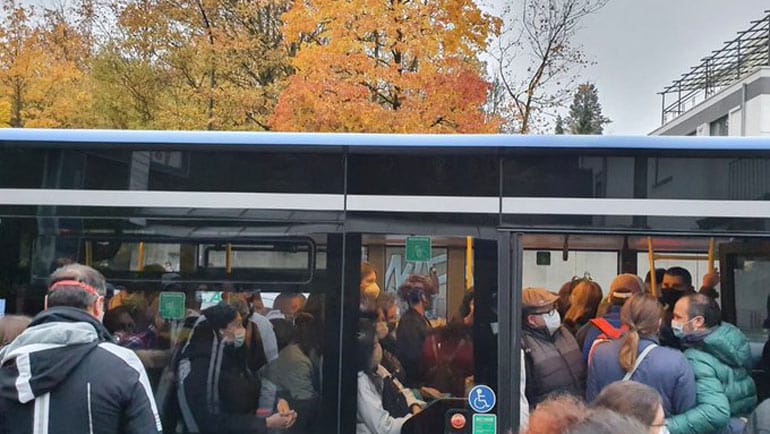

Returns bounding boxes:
[566,83,610,135]
[554,115,565,134]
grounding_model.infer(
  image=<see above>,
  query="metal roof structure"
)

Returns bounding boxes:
[660,10,770,125]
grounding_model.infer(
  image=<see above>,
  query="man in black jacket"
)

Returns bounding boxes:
[0,263,162,434]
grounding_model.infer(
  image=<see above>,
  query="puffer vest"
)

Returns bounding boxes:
[521,326,586,407]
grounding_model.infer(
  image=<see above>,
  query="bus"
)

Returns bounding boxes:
[2,129,770,433]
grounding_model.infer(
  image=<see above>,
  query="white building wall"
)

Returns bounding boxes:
[745,94,770,136]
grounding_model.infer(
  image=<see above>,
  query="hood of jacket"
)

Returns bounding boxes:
[0,307,112,403]
[698,322,753,370]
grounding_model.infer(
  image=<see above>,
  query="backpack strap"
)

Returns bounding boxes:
[587,334,610,367]
[622,343,657,381]
[589,318,625,340]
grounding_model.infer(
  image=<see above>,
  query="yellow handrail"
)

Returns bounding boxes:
[137,241,145,272]
[465,236,474,290]
[647,237,657,296]
[647,237,717,296]
[84,241,93,267]
[653,254,709,261]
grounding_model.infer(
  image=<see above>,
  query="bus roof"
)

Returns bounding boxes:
[2,128,770,151]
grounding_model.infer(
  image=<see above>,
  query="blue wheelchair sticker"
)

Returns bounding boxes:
[468,385,496,413]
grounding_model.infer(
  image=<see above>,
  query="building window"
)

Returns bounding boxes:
[710,115,729,136]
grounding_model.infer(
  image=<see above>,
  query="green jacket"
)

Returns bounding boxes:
[667,323,757,434]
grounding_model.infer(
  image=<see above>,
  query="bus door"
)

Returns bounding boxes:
[720,241,770,401]
[356,234,507,434]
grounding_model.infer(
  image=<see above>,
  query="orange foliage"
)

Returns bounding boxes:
[271,0,502,133]
[0,1,94,128]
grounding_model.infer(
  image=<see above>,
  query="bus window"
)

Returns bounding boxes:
[731,256,770,337]
[523,250,618,294]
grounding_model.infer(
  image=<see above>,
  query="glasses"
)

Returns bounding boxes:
[528,307,556,316]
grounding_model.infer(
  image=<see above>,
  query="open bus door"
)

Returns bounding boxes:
[362,234,511,433]
[720,241,770,401]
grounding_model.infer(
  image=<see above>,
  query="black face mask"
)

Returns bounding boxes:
[659,288,683,309]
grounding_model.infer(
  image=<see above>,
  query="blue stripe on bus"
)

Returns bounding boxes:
[2,128,770,150]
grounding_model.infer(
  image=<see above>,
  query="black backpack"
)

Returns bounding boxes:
[381,373,411,417]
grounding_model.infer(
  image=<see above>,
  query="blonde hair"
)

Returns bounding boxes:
[619,293,662,373]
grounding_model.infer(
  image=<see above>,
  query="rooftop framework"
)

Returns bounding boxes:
[660,10,770,125]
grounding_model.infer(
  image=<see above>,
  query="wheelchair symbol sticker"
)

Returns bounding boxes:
[468,385,496,413]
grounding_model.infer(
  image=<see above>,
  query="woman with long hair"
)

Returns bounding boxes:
[356,319,423,434]
[261,312,323,433]
[563,278,603,336]
[586,293,696,422]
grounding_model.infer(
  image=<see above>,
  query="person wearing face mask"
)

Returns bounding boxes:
[521,287,586,408]
[396,275,437,388]
[665,294,757,434]
[658,267,696,349]
[586,293,695,421]
[365,299,406,384]
[375,293,400,356]
[356,319,424,434]
[176,302,297,433]
[361,262,382,311]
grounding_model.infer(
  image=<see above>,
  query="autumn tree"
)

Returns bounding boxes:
[566,82,610,134]
[271,0,502,133]
[489,0,608,133]
[0,1,95,128]
[93,0,292,130]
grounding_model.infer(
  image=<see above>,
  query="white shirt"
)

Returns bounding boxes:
[356,371,412,434]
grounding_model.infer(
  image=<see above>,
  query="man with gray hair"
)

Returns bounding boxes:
[0,263,162,433]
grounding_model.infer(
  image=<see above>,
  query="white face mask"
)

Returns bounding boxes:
[541,310,561,335]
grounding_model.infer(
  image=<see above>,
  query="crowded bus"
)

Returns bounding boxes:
[2,129,770,433]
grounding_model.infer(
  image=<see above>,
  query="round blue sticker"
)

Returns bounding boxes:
[468,385,496,413]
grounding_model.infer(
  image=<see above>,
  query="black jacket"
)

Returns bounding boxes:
[521,325,586,407]
[0,306,162,434]
[176,318,266,434]
[395,308,431,387]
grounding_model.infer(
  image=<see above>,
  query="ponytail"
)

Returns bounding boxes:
[618,293,662,373]
[618,328,639,373]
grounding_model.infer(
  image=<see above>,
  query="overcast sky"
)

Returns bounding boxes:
[574,0,768,135]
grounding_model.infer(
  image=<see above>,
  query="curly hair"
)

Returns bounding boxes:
[398,274,436,304]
